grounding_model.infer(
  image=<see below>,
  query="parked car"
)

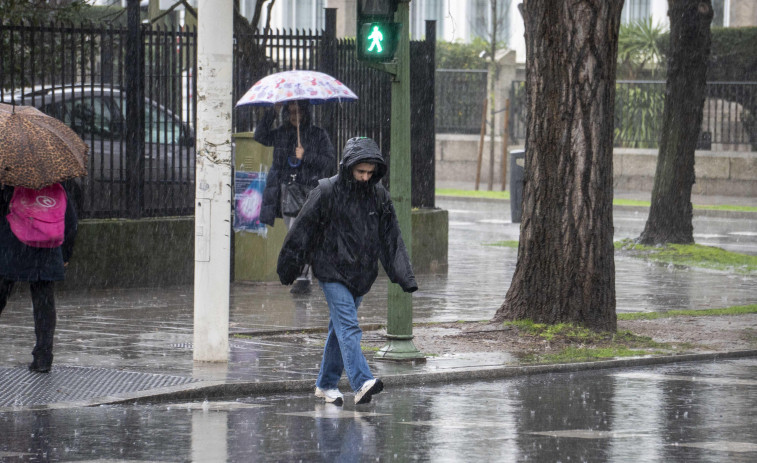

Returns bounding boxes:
[3,86,196,215]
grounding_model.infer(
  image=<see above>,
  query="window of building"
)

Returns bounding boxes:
[410,0,445,39]
[621,0,651,24]
[282,0,325,31]
[711,0,729,27]
[467,0,511,44]
[469,0,489,40]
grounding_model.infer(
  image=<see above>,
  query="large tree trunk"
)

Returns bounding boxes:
[492,0,623,332]
[639,0,713,245]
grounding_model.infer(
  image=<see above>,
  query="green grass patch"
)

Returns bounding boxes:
[507,319,674,364]
[616,239,757,273]
[436,188,510,200]
[436,189,757,213]
[505,320,664,346]
[618,304,757,320]
[487,240,519,248]
[613,198,651,207]
[521,346,666,364]
[507,320,595,341]
[693,204,757,213]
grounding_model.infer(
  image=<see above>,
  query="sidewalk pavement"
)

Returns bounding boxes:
[1,194,756,411]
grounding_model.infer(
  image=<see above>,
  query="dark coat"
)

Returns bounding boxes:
[253,102,336,225]
[277,137,418,297]
[0,185,78,282]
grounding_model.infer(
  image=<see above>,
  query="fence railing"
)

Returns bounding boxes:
[435,69,488,134]
[1,17,437,218]
[1,22,197,219]
[508,80,757,150]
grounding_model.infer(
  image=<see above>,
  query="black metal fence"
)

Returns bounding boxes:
[0,22,197,219]
[508,79,757,150]
[435,69,488,134]
[1,14,437,218]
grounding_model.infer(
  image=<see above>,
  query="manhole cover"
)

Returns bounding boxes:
[0,366,197,408]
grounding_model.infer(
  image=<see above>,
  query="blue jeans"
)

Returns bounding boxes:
[316,281,374,392]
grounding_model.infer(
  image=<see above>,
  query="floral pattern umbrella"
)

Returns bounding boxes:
[235,70,358,107]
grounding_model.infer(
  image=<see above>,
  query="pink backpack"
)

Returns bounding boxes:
[6,184,67,248]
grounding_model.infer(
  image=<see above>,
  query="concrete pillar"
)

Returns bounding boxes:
[326,0,356,37]
[193,0,233,362]
[492,49,518,137]
[729,1,757,27]
[484,49,519,189]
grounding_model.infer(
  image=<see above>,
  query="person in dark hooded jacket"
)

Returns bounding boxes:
[254,100,336,294]
[0,184,77,373]
[277,137,417,406]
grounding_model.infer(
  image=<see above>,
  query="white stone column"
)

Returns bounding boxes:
[327,0,356,37]
[193,0,233,362]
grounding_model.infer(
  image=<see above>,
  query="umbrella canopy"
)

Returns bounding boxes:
[0,103,88,189]
[235,70,358,107]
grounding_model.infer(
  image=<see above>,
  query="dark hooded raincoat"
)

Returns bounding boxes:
[253,101,336,225]
[277,137,417,297]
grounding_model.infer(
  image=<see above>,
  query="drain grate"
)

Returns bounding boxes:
[0,366,197,408]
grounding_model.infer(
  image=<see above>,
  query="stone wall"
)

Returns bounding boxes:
[435,134,757,196]
[61,208,447,289]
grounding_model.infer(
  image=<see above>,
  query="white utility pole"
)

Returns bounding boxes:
[193,0,233,362]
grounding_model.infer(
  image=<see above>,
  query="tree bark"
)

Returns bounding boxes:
[492,0,623,332]
[639,0,713,245]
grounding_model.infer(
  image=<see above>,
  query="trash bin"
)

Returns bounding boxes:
[509,149,525,223]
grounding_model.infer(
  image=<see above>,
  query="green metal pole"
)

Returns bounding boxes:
[375,0,424,362]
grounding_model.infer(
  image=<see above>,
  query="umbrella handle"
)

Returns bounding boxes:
[295,103,302,153]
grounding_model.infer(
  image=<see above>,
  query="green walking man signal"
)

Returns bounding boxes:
[356,0,401,62]
[367,25,384,52]
[357,22,400,62]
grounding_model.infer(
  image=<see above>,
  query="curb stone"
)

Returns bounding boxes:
[98,349,757,407]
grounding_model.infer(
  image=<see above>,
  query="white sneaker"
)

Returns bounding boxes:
[315,387,344,406]
[354,378,384,405]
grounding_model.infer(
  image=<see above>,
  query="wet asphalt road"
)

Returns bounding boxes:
[1,358,755,462]
[0,197,755,461]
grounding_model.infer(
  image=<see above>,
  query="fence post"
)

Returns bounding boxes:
[501,98,509,191]
[320,8,337,153]
[410,20,436,208]
[475,97,487,191]
[126,0,145,219]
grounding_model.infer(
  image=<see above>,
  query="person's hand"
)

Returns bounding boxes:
[63,262,69,268]
[295,145,304,160]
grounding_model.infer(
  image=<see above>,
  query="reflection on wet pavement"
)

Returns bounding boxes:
[0,198,755,385]
[0,359,754,462]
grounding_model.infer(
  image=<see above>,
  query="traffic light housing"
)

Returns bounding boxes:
[356,0,401,62]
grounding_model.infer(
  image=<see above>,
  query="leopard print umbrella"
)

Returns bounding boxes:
[0,103,88,189]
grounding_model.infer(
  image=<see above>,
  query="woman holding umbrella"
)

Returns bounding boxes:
[0,103,86,373]
[0,185,78,373]
[254,100,336,294]
[237,69,357,294]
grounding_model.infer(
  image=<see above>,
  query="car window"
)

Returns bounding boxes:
[117,101,183,145]
[145,104,181,145]
[42,96,120,138]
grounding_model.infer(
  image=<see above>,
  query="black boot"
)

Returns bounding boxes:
[30,281,56,373]
[29,353,53,373]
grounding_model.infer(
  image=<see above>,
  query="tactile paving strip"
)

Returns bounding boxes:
[0,366,197,408]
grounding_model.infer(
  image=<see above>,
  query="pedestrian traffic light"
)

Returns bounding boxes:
[356,0,401,62]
